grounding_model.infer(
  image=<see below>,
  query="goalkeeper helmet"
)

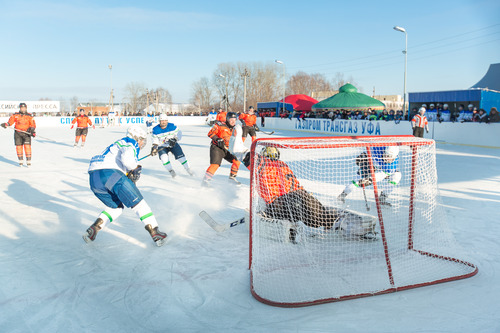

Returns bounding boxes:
[262,146,280,161]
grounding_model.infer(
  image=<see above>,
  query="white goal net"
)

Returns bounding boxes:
[249,135,477,307]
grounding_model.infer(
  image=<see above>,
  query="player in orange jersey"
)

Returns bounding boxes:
[239,106,258,142]
[216,108,227,123]
[1,103,36,167]
[71,109,94,147]
[202,112,241,186]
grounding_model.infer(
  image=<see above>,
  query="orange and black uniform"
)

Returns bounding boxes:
[239,112,257,142]
[204,121,240,180]
[255,155,338,229]
[5,112,36,163]
[71,114,93,143]
[216,111,227,123]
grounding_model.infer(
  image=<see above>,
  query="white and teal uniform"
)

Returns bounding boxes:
[343,146,402,197]
[151,123,192,175]
[88,136,159,230]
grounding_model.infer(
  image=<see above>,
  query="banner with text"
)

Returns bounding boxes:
[0,101,60,113]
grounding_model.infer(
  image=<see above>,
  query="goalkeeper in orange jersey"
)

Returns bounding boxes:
[246,146,377,241]
[71,108,94,147]
[1,102,36,167]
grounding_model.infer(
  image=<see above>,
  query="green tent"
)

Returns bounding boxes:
[312,83,385,111]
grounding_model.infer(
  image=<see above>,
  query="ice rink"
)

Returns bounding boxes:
[0,123,499,332]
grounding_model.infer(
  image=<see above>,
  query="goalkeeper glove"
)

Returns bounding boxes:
[127,165,142,183]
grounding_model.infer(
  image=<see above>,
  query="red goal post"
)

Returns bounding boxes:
[248,135,478,307]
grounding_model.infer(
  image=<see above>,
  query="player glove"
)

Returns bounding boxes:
[71,125,74,129]
[254,124,260,131]
[215,138,225,149]
[1,123,7,129]
[92,125,95,129]
[151,145,158,156]
[27,127,36,137]
[168,138,177,147]
[358,178,372,187]
[127,165,142,183]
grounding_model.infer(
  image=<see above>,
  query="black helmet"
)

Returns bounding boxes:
[225,112,238,127]
[19,103,27,108]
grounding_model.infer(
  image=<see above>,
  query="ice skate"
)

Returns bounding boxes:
[186,168,195,176]
[379,192,391,207]
[169,169,177,178]
[337,191,347,204]
[228,175,241,186]
[74,143,78,148]
[201,178,212,188]
[145,224,167,247]
[83,218,104,243]
[18,161,23,167]
[26,160,31,167]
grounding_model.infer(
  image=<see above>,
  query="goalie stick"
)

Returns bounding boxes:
[198,210,247,232]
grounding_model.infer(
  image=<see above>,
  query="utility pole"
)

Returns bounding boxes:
[241,68,250,112]
[108,65,114,117]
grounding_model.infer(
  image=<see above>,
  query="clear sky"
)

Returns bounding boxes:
[1,0,499,104]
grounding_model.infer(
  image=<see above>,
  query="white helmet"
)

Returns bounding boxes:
[419,107,426,113]
[127,125,147,143]
[159,113,168,121]
[384,146,399,162]
[422,104,427,108]
[468,104,474,108]
[443,104,448,108]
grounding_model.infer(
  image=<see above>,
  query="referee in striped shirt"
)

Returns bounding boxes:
[411,107,429,138]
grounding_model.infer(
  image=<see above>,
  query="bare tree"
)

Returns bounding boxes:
[123,82,146,115]
[190,77,214,111]
[69,96,79,114]
[331,72,358,90]
[286,71,332,95]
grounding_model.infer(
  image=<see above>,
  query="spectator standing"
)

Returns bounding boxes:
[426,104,438,122]
[488,107,500,123]
[440,104,451,122]
[411,107,429,138]
[477,109,489,123]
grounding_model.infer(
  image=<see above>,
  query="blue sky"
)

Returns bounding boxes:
[1,0,499,104]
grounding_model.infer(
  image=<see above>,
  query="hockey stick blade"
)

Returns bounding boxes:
[199,210,246,233]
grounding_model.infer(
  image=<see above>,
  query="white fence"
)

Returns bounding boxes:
[1,116,498,148]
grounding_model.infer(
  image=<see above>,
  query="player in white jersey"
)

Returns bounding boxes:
[338,146,402,207]
[150,113,194,178]
[84,125,167,246]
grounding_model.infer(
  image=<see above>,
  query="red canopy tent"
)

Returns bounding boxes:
[279,94,319,111]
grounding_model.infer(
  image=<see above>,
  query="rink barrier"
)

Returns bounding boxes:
[261,117,500,148]
[0,116,498,148]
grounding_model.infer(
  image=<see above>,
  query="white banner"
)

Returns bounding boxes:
[0,101,60,113]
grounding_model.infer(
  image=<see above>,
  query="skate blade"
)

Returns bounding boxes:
[154,236,168,247]
[82,234,93,243]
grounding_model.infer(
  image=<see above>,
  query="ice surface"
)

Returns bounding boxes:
[0,125,499,332]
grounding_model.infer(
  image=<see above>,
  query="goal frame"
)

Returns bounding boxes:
[248,135,478,307]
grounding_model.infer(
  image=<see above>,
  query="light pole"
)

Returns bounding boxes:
[219,74,228,112]
[275,60,285,115]
[393,26,407,116]
[241,68,250,112]
[108,65,114,113]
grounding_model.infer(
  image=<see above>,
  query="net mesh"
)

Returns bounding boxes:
[249,136,477,307]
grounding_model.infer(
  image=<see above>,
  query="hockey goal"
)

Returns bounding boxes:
[249,135,477,307]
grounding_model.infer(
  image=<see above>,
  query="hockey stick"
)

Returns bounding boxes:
[6,126,58,142]
[257,128,274,135]
[138,147,168,161]
[361,184,370,211]
[198,210,247,232]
